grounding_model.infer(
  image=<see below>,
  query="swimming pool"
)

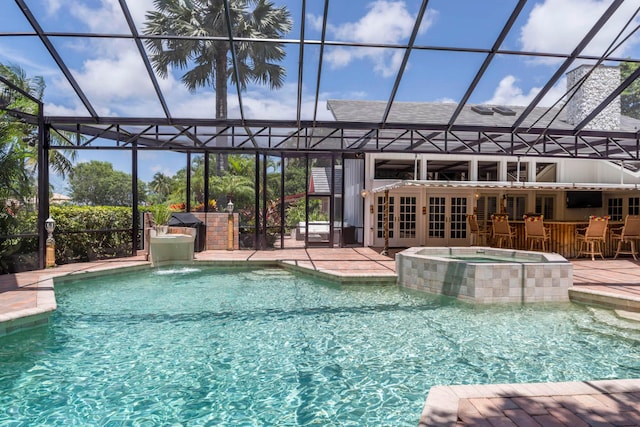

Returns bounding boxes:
[1,265,639,425]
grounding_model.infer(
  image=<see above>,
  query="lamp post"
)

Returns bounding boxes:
[226,200,234,251]
[45,216,56,268]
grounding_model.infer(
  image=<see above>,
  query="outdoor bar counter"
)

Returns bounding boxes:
[497,220,623,259]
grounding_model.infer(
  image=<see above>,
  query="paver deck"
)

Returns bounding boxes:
[1,248,639,426]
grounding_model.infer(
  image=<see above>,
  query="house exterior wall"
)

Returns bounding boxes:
[361,152,640,247]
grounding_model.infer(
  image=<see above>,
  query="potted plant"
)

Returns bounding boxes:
[149,204,172,235]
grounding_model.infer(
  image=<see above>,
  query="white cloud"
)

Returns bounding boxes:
[434,97,457,104]
[44,102,94,117]
[76,49,157,100]
[333,1,420,44]
[43,0,64,16]
[307,13,324,32]
[224,82,335,121]
[520,0,640,62]
[60,0,154,33]
[483,75,567,107]
[68,0,129,33]
[171,91,217,118]
[121,0,156,29]
[314,1,436,77]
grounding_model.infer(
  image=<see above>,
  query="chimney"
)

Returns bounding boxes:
[565,64,620,130]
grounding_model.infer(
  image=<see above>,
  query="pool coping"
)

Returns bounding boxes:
[419,378,640,426]
[0,276,56,336]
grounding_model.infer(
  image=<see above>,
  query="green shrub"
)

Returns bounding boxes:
[50,205,133,264]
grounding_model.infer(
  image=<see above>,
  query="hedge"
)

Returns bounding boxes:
[50,205,134,263]
[1,205,139,274]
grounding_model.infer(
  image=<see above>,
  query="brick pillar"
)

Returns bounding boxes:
[191,212,238,250]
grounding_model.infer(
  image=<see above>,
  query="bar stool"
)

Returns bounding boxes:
[576,215,609,260]
[523,214,551,252]
[611,215,640,260]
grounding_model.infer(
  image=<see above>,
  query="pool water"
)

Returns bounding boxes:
[1,266,640,426]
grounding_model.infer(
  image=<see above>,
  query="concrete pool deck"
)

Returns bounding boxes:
[1,247,640,426]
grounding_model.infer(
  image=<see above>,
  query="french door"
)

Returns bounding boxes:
[374,193,420,247]
[426,194,469,246]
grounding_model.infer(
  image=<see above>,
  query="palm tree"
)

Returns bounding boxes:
[210,173,254,208]
[149,172,174,202]
[0,127,32,205]
[228,154,255,176]
[0,64,77,179]
[144,0,292,173]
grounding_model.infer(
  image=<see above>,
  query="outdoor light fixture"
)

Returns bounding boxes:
[360,189,368,198]
[45,216,56,268]
[226,200,234,251]
[45,217,55,240]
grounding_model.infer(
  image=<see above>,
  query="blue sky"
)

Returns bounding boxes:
[2,0,640,193]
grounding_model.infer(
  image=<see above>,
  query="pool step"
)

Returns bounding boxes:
[587,307,640,332]
[615,309,640,323]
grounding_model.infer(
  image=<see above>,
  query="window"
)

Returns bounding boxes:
[535,163,556,182]
[535,195,555,219]
[425,160,469,181]
[507,161,527,182]
[475,195,498,231]
[608,197,623,221]
[492,106,516,116]
[629,197,640,215]
[478,161,498,181]
[506,195,526,220]
[471,105,494,115]
[374,159,417,180]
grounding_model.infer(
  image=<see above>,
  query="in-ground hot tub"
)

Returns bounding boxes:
[396,247,573,304]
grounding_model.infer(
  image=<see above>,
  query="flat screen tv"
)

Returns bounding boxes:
[566,191,602,209]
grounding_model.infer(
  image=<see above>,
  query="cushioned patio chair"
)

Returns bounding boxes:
[611,214,640,260]
[467,214,489,246]
[576,215,609,260]
[523,214,551,252]
[491,214,515,248]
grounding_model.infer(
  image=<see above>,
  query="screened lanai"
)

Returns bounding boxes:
[2,0,640,271]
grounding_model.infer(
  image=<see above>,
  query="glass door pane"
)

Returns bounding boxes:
[376,195,395,240]
[398,196,417,239]
[448,196,469,245]
[428,196,446,239]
